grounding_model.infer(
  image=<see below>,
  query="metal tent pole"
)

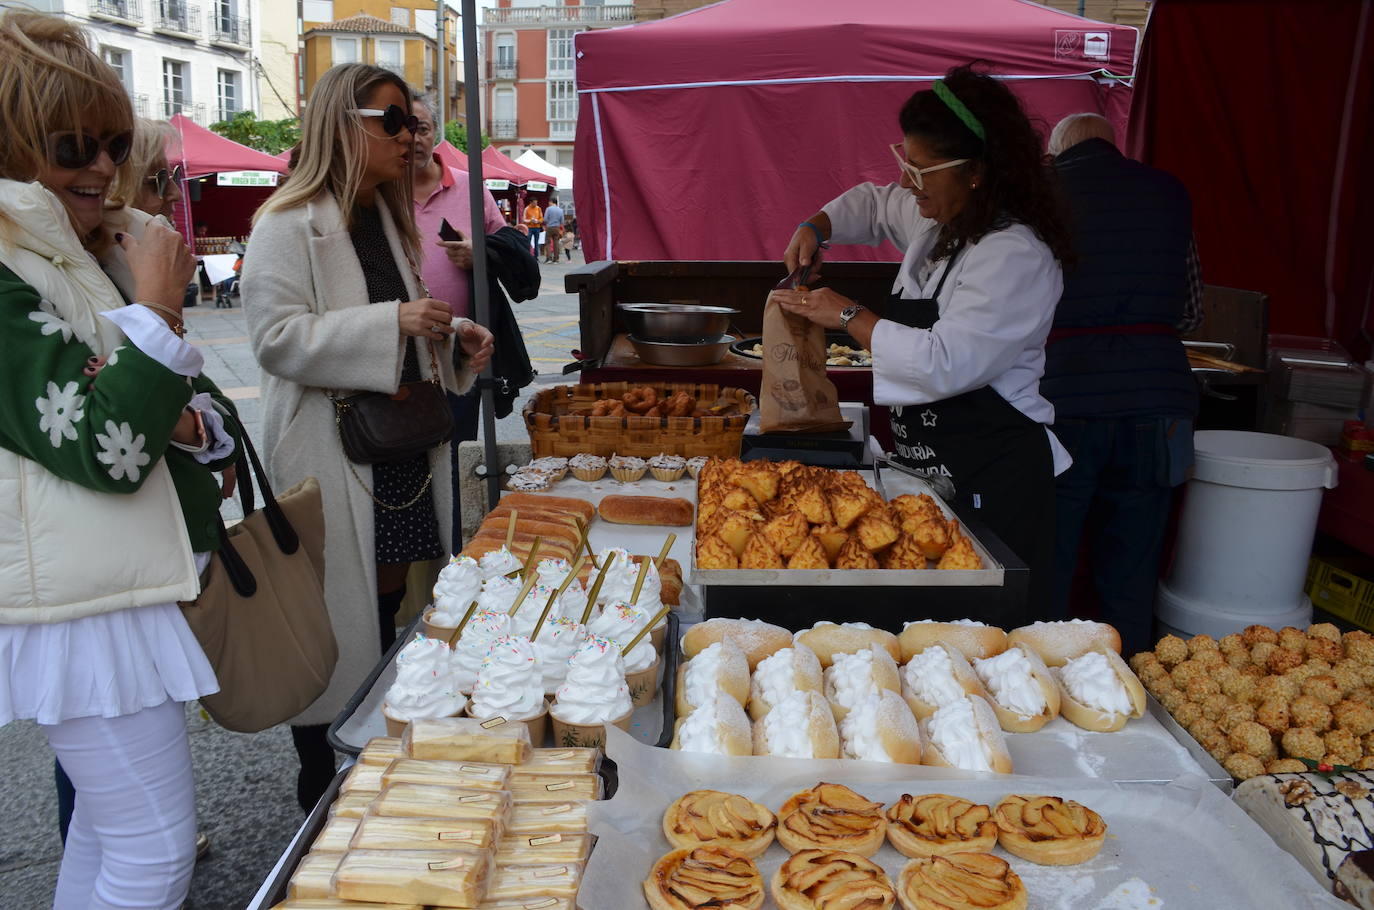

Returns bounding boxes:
[461,0,503,508]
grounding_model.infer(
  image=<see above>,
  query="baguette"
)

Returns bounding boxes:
[474,518,581,548]
[461,539,575,563]
[1005,620,1121,668]
[1053,645,1146,733]
[900,620,1007,662]
[919,695,1013,774]
[485,504,585,533]
[971,644,1061,734]
[498,491,596,524]
[598,494,694,527]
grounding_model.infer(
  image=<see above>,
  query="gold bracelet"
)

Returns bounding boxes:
[137,301,186,338]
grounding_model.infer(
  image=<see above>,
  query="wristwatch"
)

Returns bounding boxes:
[839,304,866,331]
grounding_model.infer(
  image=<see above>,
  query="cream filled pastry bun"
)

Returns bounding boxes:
[671,691,753,756]
[682,617,792,671]
[794,621,901,668]
[899,640,988,720]
[1053,645,1146,732]
[823,646,901,723]
[899,619,1007,663]
[919,695,1013,774]
[752,690,840,759]
[1006,619,1121,667]
[676,640,751,717]
[840,690,922,765]
[971,644,1061,734]
[747,644,823,720]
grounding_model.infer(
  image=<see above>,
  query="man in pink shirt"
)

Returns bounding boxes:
[410,93,507,545]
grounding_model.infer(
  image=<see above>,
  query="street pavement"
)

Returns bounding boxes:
[0,251,589,909]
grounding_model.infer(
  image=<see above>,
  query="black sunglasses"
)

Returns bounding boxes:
[143,164,185,198]
[46,130,134,170]
[348,104,418,137]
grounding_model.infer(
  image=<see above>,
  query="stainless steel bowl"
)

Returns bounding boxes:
[617,303,739,341]
[628,333,734,367]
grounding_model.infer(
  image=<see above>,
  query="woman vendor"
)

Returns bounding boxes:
[773,64,1074,622]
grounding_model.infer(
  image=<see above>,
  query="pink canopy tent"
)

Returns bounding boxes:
[432,141,469,173]
[483,146,557,188]
[168,114,289,179]
[573,0,1137,262]
[166,114,288,243]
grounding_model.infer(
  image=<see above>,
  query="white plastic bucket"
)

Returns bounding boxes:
[1156,579,1312,640]
[1162,430,1337,614]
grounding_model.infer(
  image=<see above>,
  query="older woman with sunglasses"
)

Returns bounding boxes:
[243,63,494,812]
[773,64,1075,625]
[0,11,245,909]
[107,118,183,219]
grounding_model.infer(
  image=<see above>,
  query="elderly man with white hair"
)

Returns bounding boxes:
[1042,112,1202,656]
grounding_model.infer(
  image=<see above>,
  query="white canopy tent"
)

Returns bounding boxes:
[514,149,573,201]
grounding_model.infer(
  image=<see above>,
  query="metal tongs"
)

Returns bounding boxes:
[774,257,819,292]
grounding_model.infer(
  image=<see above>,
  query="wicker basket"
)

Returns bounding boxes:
[524,382,755,459]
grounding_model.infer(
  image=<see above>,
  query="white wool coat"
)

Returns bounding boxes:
[241,194,475,726]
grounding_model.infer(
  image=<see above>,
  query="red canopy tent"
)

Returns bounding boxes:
[433,141,469,174]
[573,0,1137,262]
[169,114,289,178]
[167,114,288,243]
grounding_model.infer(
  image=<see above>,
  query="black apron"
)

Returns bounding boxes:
[885,248,1054,625]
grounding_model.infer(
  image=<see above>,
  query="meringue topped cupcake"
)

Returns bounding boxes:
[648,453,686,482]
[534,617,589,696]
[686,456,710,479]
[452,609,511,693]
[479,547,522,580]
[382,636,467,734]
[568,453,607,482]
[507,468,552,492]
[608,453,647,483]
[470,635,548,742]
[526,456,568,481]
[426,555,483,638]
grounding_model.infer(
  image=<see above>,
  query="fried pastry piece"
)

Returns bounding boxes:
[854,507,901,552]
[718,511,763,557]
[784,482,834,526]
[896,853,1026,910]
[811,525,848,564]
[662,790,777,858]
[643,846,764,910]
[885,794,996,858]
[993,794,1106,865]
[935,523,982,570]
[777,783,887,857]
[737,463,781,505]
[722,486,759,513]
[912,518,952,560]
[770,849,895,910]
[740,532,785,570]
[762,509,811,558]
[881,535,928,570]
[827,486,877,531]
[788,535,831,570]
[834,536,880,570]
[697,534,740,570]
[890,493,943,527]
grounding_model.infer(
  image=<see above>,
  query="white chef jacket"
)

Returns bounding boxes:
[821,181,1072,475]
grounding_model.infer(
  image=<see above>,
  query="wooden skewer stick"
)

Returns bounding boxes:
[654,533,677,570]
[507,569,541,618]
[520,536,544,577]
[621,604,671,656]
[579,521,597,570]
[447,601,480,647]
[629,556,651,606]
[531,555,587,641]
[580,552,617,625]
[504,509,519,548]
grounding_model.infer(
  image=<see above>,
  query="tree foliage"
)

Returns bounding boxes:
[444,120,491,153]
[209,111,301,155]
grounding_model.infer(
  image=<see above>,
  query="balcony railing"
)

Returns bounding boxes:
[482,4,633,25]
[377,61,405,77]
[163,100,207,124]
[91,0,142,25]
[492,119,517,139]
[549,119,575,139]
[491,61,516,80]
[132,93,151,118]
[209,13,251,47]
[155,1,202,38]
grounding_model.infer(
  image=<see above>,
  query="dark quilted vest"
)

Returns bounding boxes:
[1043,139,1198,419]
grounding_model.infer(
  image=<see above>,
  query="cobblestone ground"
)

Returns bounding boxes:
[0,252,588,909]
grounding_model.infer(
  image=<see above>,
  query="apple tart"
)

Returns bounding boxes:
[663,790,777,858]
[777,783,888,857]
[643,845,765,910]
[885,794,996,858]
[770,848,896,910]
[992,794,1107,865]
[896,853,1026,910]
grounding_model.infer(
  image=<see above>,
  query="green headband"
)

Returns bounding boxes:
[932,80,986,143]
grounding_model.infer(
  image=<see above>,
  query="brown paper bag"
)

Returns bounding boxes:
[759,295,851,433]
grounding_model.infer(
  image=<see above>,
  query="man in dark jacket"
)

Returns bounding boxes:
[1044,113,1202,655]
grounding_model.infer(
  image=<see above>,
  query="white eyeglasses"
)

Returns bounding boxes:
[891,143,969,190]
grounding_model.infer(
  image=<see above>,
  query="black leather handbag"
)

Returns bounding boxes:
[332,360,453,464]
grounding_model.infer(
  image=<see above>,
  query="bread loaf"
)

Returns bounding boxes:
[598,495,694,527]
[499,491,597,524]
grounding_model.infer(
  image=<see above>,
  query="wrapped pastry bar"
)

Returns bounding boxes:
[484,863,582,901]
[477,899,574,910]
[518,747,601,775]
[339,763,385,795]
[311,816,361,853]
[380,758,512,791]
[357,736,406,767]
[509,772,602,802]
[287,852,343,900]
[269,898,422,909]
[504,801,590,836]
[350,813,500,851]
[403,716,532,764]
[330,790,379,819]
[369,783,512,825]
[495,832,591,866]
[331,848,494,907]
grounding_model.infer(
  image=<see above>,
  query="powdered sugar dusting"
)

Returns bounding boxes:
[1093,877,1162,909]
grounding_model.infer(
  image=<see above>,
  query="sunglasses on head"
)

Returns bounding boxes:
[349,104,418,137]
[46,130,134,170]
[143,164,185,198]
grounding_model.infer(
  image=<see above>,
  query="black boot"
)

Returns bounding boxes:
[290,723,336,813]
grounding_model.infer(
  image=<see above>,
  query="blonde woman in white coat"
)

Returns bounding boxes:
[241,64,494,811]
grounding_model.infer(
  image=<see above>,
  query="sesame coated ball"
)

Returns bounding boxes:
[1281,727,1326,760]
[1158,689,1187,712]
[1254,697,1290,735]
[1250,642,1278,668]
[1217,702,1257,734]
[1225,650,1252,670]
[1172,701,1204,729]
[1290,695,1333,732]
[1356,756,1374,771]
[1278,627,1308,652]
[1332,660,1365,695]
[1255,675,1299,704]
[1243,625,1280,646]
[1154,635,1189,668]
[1170,660,1208,688]
[1188,634,1220,656]
[1307,636,1344,664]
[1229,720,1277,759]
[1128,652,1160,675]
[1219,633,1247,655]
[1344,634,1374,666]
[1186,677,1222,703]
[1200,693,1232,720]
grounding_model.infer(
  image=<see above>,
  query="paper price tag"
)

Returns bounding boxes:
[438,830,477,842]
[458,794,490,804]
[545,780,575,791]
[534,865,569,878]
[427,857,467,871]
[528,834,562,846]
[481,716,508,729]
[540,802,574,815]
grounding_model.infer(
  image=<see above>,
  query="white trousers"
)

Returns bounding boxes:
[42,699,196,910]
